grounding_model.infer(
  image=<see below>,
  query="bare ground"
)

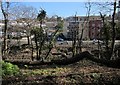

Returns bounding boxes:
[2,59,120,85]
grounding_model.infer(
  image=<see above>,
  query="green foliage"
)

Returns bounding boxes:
[55,21,63,29]
[55,17,64,31]
[37,9,46,22]
[90,73,101,79]
[31,27,45,42]
[1,61,20,76]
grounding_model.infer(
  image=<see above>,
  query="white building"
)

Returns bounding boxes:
[64,16,90,40]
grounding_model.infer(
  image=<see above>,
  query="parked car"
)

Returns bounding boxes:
[57,38,64,41]
[92,39,104,44]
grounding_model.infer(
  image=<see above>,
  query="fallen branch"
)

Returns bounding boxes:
[4,51,120,68]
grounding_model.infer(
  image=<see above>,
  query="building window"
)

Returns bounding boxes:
[92,24,95,27]
[98,24,101,27]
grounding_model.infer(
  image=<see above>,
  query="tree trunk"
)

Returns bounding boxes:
[1,2,9,56]
[29,35,34,61]
[44,29,59,59]
[110,1,117,59]
[100,13,110,59]
[3,19,8,55]
[78,29,84,52]
[5,51,120,68]
[34,33,39,60]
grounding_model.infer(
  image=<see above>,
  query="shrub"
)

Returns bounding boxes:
[1,61,20,76]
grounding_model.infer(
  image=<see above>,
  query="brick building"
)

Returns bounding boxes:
[89,20,102,40]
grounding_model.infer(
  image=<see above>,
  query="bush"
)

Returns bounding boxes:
[0,61,20,76]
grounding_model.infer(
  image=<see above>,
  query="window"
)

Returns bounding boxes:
[98,24,101,27]
[92,24,95,27]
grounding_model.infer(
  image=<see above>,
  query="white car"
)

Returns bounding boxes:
[93,39,104,44]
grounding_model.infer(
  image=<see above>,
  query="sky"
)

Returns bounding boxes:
[22,2,89,17]
[0,1,117,19]
[0,2,94,19]
[22,2,119,17]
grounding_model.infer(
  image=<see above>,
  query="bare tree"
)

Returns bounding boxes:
[92,1,114,16]
[110,0,117,59]
[77,2,91,53]
[0,1,10,56]
[89,0,117,60]
[9,4,37,45]
[71,1,91,57]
